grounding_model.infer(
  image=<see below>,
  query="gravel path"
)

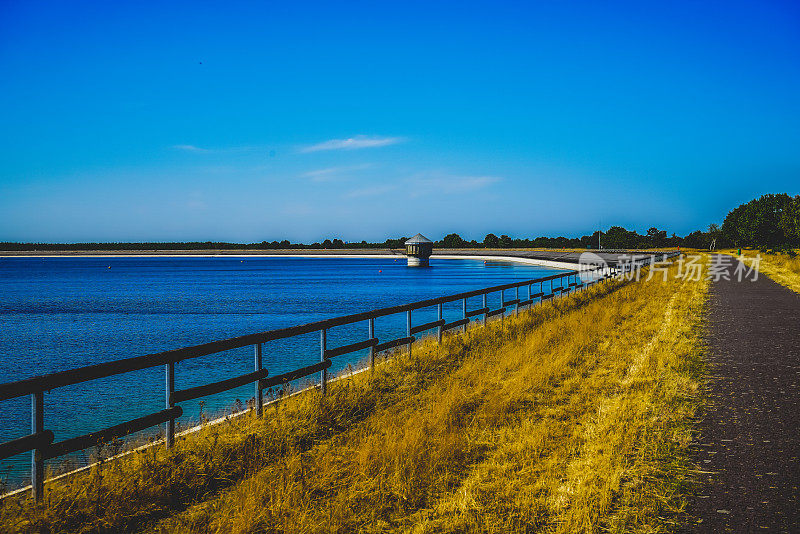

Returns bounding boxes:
[687,255,800,532]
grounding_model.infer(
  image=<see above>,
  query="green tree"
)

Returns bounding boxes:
[384,237,407,249]
[483,233,499,247]
[779,195,800,245]
[441,233,467,248]
[646,227,667,247]
[721,193,791,247]
[683,230,709,249]
[604,226,641,249]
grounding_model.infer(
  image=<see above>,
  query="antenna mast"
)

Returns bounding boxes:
[598,221,602,250]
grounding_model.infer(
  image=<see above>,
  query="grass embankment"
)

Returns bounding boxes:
[1,263,708,533]
[722,249,800,294]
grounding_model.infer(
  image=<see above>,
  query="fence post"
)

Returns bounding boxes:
[437,303,443,344]
[500,290,505,323]
[482,293,488,324]
[462,298,467,333]
[320,329,327,396]
[31,391,44,502]
[254,343,263,417]
[528,284,532,308]
[406,310,413,356]
[515,286,520,316]
[369,317,376,373]
[165,361,175,448]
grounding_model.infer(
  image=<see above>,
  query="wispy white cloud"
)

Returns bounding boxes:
[408,174,501,197]
[343,184,399,199]
[172,144,266,154]
[300,135,404,153]
[302,163,373,182]
[173,144,210,152]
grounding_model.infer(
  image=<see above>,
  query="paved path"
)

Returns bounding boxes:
[688,255,800,532]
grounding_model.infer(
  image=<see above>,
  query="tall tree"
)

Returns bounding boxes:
[440,233,467,248]
[779,195,800,245]
[722,193,791,247]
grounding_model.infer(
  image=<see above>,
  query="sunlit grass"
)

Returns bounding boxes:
[1,264,708,533]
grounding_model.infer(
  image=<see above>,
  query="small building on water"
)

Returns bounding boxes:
[405,233,433,266]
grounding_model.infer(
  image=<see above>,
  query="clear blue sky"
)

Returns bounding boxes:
[1,0,799,243]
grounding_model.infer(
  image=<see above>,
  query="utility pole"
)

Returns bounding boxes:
[597,219,602,250]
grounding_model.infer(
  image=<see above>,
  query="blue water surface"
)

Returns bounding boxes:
[0,256,564,487]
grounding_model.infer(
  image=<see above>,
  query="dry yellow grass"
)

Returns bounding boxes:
[1,263,708,533]
[722,248,800,294]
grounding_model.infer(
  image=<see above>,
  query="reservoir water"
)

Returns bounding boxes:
[0,255,564,488]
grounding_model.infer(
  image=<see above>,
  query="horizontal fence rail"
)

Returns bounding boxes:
[0,251,680,500]
[41,407,184,461]
[409,320,446,335]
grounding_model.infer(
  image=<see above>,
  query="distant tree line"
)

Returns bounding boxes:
[0,240,398,251]
[0,230,682,251]
[3,193,797,252]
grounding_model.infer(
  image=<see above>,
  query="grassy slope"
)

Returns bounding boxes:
[2,263,708,533]
[722,249,800,294]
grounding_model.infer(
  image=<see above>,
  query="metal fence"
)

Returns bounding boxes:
[0,252,678,501]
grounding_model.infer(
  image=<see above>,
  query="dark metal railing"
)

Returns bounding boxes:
[0,252,678,500]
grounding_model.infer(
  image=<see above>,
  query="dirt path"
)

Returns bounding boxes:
[688,255,800,532]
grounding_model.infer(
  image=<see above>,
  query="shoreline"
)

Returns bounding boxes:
[0,248,661,268]
[435,254,592,271]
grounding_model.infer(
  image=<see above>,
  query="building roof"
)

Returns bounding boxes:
[405,233,433,244]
